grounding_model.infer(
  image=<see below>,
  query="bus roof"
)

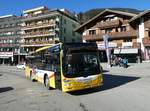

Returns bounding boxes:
[34,43,97,54]
[64,43,98,51]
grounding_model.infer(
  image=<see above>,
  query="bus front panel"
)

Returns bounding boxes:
[61,51,103,92]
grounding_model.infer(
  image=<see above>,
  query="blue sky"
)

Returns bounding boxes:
[0,0,150,16]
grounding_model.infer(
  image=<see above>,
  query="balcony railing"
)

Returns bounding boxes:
[133,42,141,48]
[22,10,51,19]
[21,40,54,47]
[143,37,150,46]
[0,34,20,37]
[0,37,19,40]
[0,43,19,47]
[21,11,59,21]
[145,20,150,28]
[21,32,55,38]
[22,21,56,30]
[83,30,137,41]
[0,26,20,30]
[96,19,120,29]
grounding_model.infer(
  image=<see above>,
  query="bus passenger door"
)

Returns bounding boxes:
[53,54,61,90]
[45,54,61,89]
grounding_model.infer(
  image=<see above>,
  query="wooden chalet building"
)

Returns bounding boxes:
[75,9,142,62]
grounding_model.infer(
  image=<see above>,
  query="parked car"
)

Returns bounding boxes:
[16,63,26,69]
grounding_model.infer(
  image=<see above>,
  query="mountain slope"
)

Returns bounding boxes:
[77,8,142,24]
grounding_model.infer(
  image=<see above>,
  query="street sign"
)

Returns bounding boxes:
[103,34,109,49]
[103,34,111,68]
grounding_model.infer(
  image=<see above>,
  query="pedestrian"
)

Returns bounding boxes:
[122,58,128,68]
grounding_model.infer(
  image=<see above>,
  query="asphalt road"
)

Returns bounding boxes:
[0,63,150,111]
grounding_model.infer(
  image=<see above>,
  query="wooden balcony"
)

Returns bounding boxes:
[83,30,137,41]
[145,20,150,28]
[133,42,141,48]
[143,37,150,47]
[109,30,137,38]
[96,19,120,29]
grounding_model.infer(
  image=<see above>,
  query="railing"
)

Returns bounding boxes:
[0,26,20,30]
[121,20,129,24]
[21,11,59,21]
[0,43,19,47]
[133,42,141,48]
[0,34,20,37]
[145,20,150,28]
[21,40,54,47]
[21,10,52,19]
[143,37,150,46]
[108,30,137,38]
[83,30,137,41]
[96,19,120,29]
[21,32,55,38]
[22,21,56,30]
[0,37,19,40]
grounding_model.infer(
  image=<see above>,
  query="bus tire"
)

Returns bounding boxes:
[44,75,50,90]
[30,71,34,82]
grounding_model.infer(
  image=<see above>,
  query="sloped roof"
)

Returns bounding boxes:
[75,9,137,33]
[130,9,150,23]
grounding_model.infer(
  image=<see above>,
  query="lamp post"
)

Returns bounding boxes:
[103,34,111,68]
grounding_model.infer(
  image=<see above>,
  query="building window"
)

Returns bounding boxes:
[72,24,76,28]
[4,24,9,28]
[123,39,132,42]
[72,31,75,36]
[64,28,66,33]
[120,26,126,32]
[115,28,118,32]
[64,19,67,24]
[101,30,105,34]
[105,28,112,33]
[72,39,75,42]
[89,30,96,35]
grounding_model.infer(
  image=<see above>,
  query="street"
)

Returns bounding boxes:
[0,63,150,111]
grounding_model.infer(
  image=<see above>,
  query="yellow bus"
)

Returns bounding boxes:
[25,43,103,92]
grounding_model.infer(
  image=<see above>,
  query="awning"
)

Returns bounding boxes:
[114,48,138,54]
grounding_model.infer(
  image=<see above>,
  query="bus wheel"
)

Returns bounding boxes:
[30,71,34,82]
[44,75,50,90]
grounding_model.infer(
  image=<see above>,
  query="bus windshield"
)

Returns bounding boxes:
[63,51,101,78]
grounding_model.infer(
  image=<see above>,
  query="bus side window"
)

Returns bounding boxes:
[43,57,54,71]
[53,54,60,73]
[44,53,60,72]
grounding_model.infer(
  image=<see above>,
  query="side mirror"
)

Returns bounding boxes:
[100,65,103,73]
